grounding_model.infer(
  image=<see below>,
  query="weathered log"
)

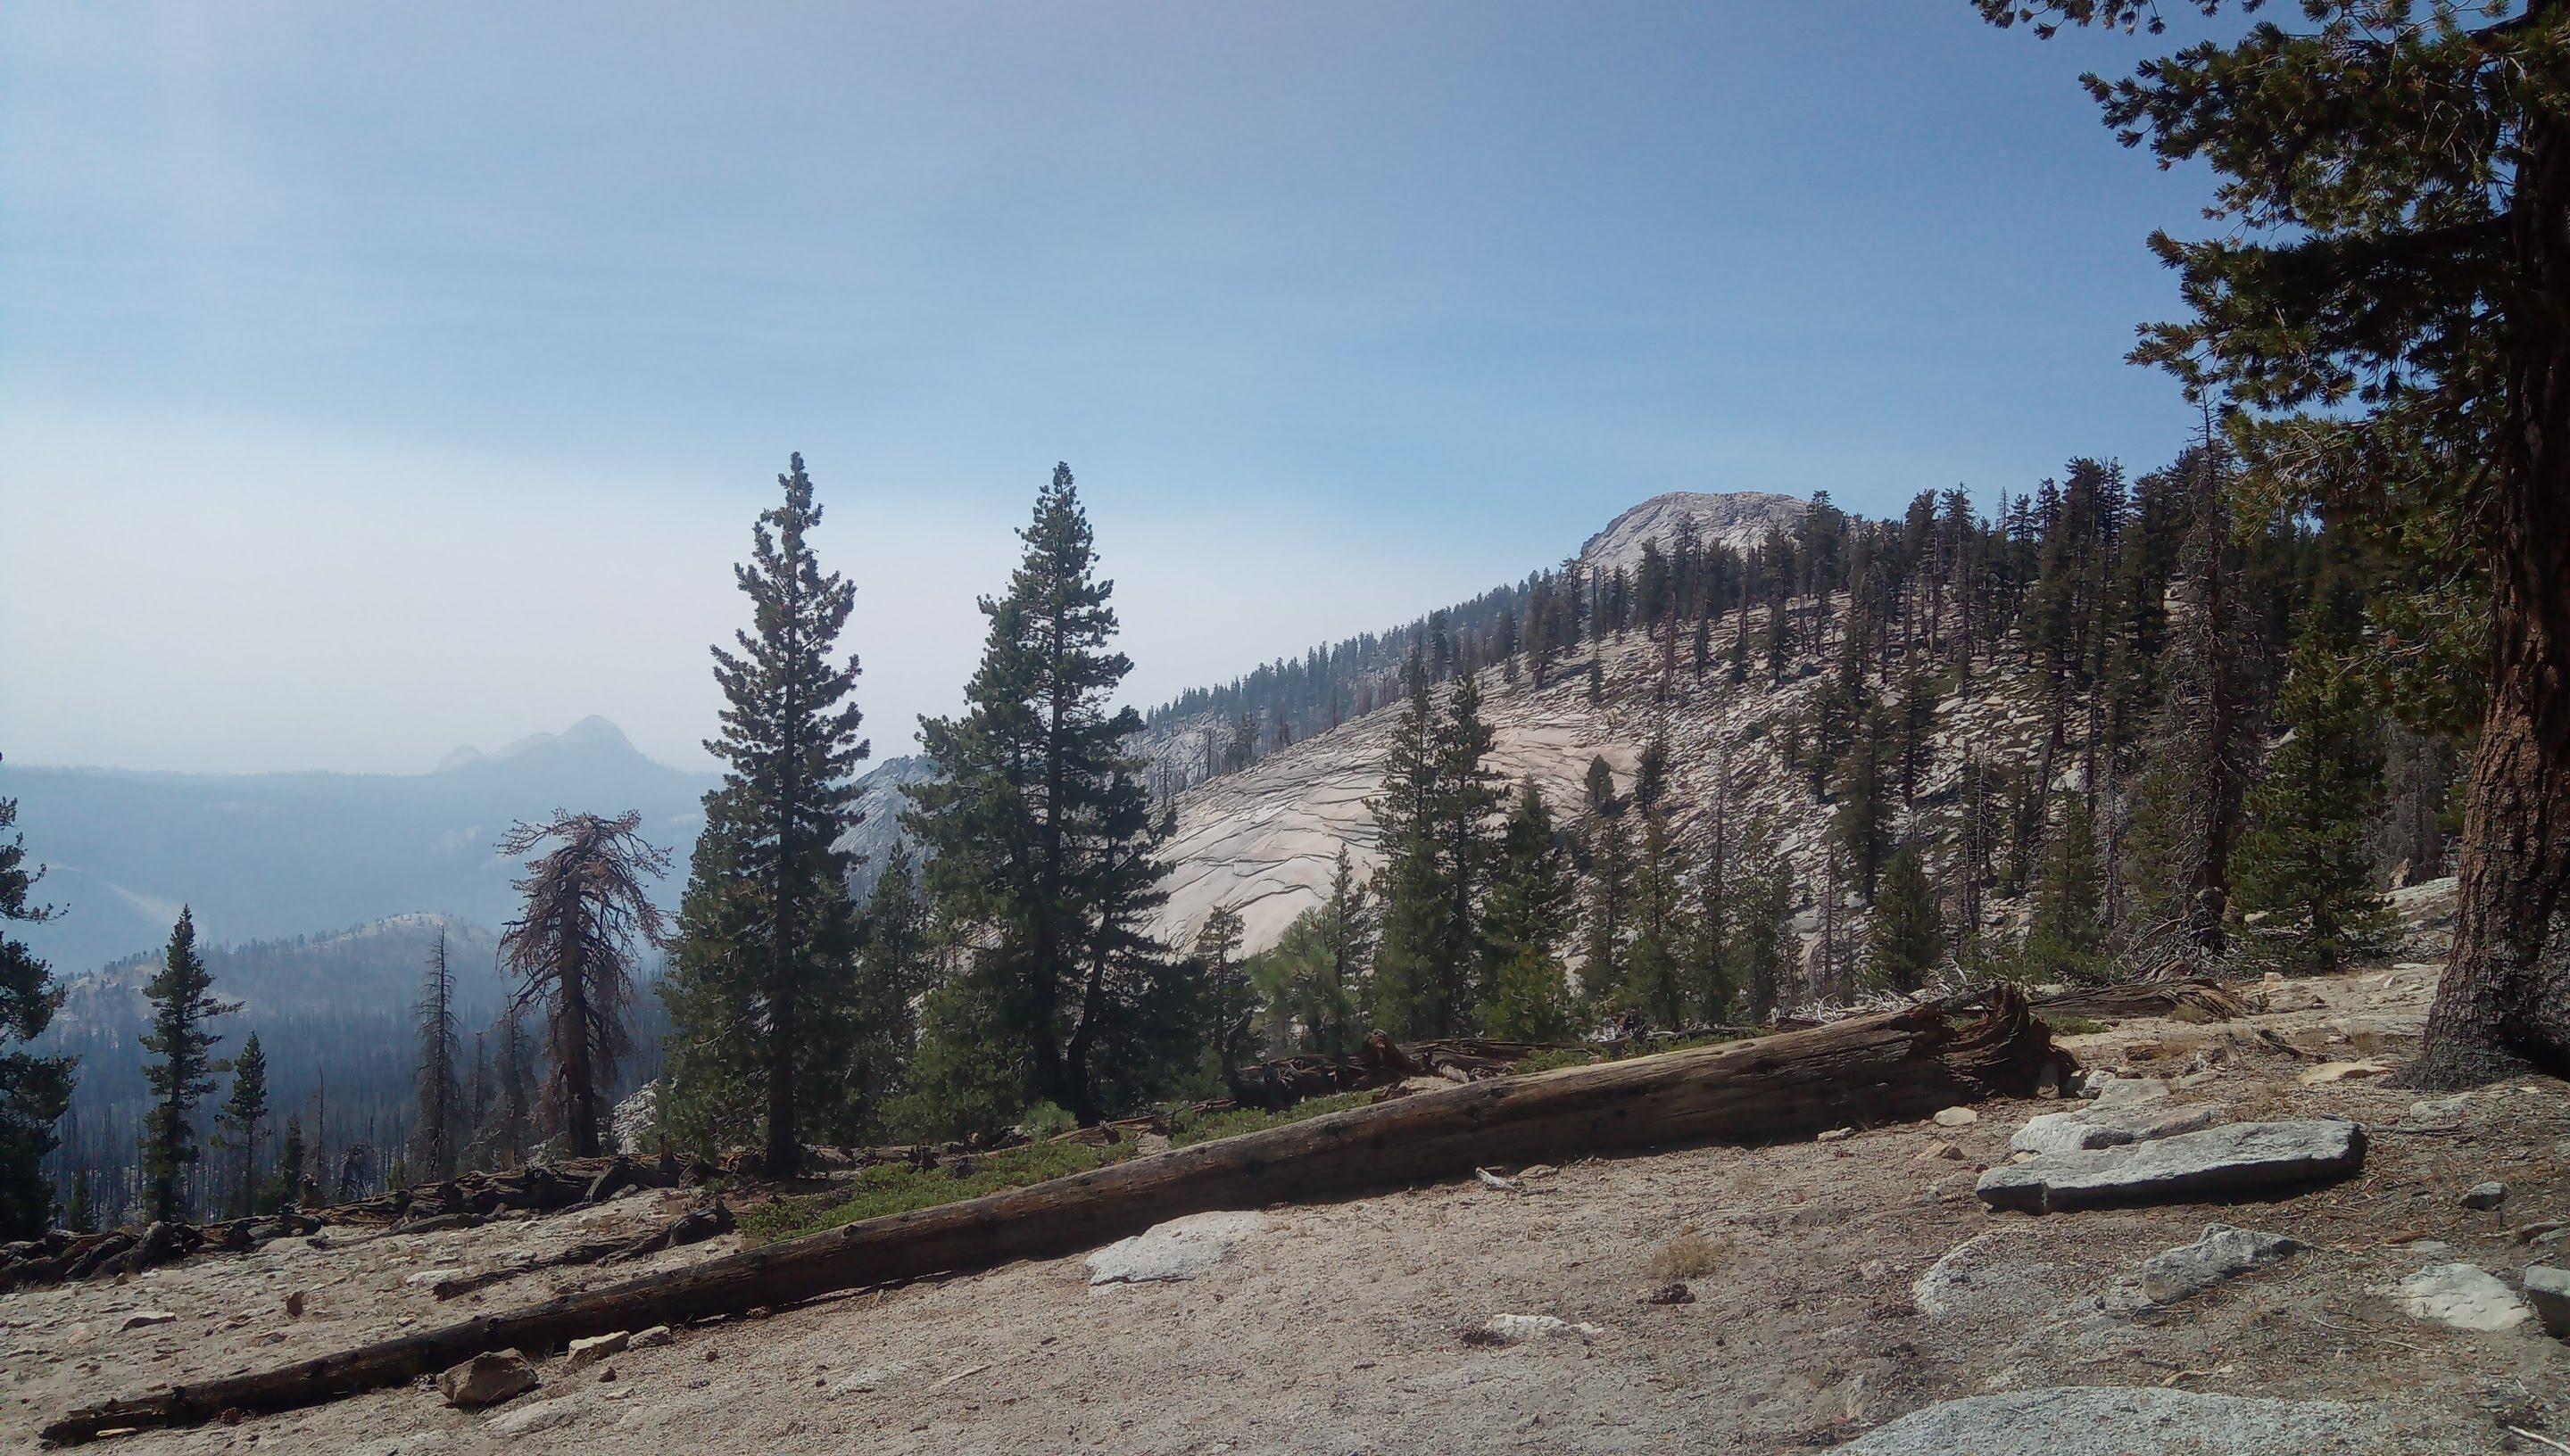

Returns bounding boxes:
[41,989,2060,1444]
[2034,978,2256,1025]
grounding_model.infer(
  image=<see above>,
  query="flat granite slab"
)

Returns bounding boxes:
[1836,1387,2405,1456]
[1977,1120,2367,1214]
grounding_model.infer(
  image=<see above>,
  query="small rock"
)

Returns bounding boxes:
[438,1350,539,1408]
[1086,1211,1273,1286]
[2460,1180,2507,1211]
[1816,1128,1854,1144]
[2400,1094,2472,1129]
[628,1325,675,1349]
[1932,1106,1979,1129]
[2524,1266,2570,1337]
[2086,1076,2170,1108]
[2176,1071,2221,1089]
[283,1291,307,1320]
[1859,1259,1890,1281]
[2297,1059,2395,1086]
[2390,1263,2531,1333]
[2139,1224,2305,1304]
[402,1268,461,1290]
[488,1396,582,1435]
[1465,1313,1604,1345]
[1919,1141,1967,1162]
[565,1331,629,1369]
[1638,1282,1695,1305]
[1517,1164,1558,1180]
[118,1311,177,1331]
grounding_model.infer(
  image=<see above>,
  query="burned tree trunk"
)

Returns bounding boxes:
[44,991,2061,1444]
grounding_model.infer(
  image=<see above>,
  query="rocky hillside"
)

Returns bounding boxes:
[1146,585,2047,967]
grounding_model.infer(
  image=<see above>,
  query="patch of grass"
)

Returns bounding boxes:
[1522,1030,1760,1075]
[1167,1090,1375,1146]
[737,1138,1125,1244]
[737,1090,1384,1244]
[1649,1231,1725,1281]
[2040,1013,2110,1037]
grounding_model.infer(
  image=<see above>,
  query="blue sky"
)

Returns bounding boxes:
[1,3,2218,774]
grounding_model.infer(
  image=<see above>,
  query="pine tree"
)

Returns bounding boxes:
[268,1113,307,1212]
[1729,816,1793,1022]
[1626,810,1691,1028]
[2234,568,2393,973]
[1195,905,1252,1080]
[410,931,463,1183]
[1367,659,1500,1038]
[1830,699,1895,904]
[2121,438,2254,956]
[0,770,74,1238]
[907,464,1195,1126]
[217,1031,269,1219]
[1480,782,1578,1039]
[1579,808,1637,1014]
[1868,844,1944,993]
[837,842,933,1140]
[493,1013,534,1167]
[663,454,872,1177]
[1253,847,1374,1059]
[139,907,236,1223]
[2021,795,2110,983]
[64,1165,95,1234]
[496,813,667,1158]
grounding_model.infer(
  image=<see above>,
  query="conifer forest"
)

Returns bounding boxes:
[5,5,2570,1449]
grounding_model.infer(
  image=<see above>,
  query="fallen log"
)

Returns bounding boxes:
[2034,978,2256,1025]
[42,988,2061,1444]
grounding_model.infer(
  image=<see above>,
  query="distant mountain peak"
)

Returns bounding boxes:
[435,716,642,773]
[1578,490,1808,578]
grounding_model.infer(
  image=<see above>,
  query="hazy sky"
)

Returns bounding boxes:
[1,3,2218,775]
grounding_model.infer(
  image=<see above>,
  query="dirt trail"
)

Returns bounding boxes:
[6,964,2565,1454]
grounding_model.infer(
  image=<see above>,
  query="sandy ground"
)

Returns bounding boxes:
[6,963,2566,1455]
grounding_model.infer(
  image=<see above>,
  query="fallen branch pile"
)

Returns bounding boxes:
[2,1154,704,1296]
[424,1200,737,1301]
[43,988,2064,1444]
[0,1212,323,1295]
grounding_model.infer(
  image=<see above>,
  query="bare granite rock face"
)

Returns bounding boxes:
[1836,1388,2408,1456]
[1976,1121,2367,1214]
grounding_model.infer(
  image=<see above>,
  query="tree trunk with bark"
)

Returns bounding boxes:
[2414,111,2570,1085]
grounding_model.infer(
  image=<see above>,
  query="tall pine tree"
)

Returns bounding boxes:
[0,769,74,1238]
[2234,564,2393,973]
[908,465,1196,1125]
[666,453,871,1176]
[1480,782,1579,1039]
[140,907,236,1223]
[217,1031,269,1219]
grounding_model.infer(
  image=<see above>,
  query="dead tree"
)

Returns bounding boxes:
[496,811,669,1159]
